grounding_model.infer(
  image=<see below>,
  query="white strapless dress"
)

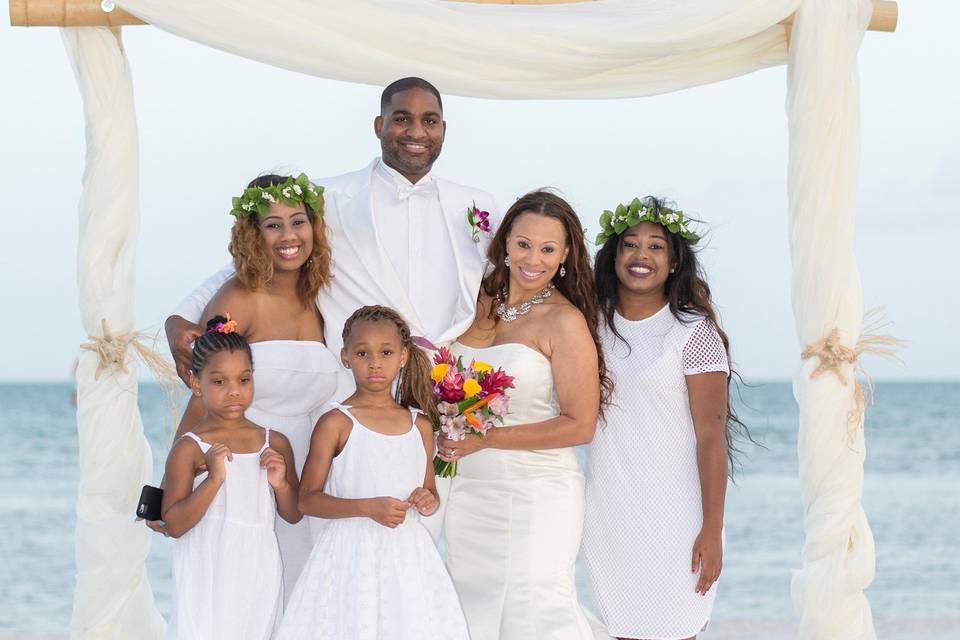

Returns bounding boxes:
[246,340,349,599]
[445,342,610,640]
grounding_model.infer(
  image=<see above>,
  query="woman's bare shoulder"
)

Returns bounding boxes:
[542,293,586,322]
[201,277,259,326]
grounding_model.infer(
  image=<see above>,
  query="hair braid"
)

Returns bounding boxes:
[190,316,253,375]
[342,306,438,424]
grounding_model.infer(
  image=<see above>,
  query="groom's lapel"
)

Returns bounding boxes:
[436,181,486,341]
[337,166,422,328]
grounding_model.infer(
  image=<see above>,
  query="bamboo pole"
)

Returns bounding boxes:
[10,0,899,32]
[9,0,144,27]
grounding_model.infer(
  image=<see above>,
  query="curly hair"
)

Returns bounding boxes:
[593,196,752,471]
[228,174,332,306]
[483,189,612,408]
[341,305,438,425]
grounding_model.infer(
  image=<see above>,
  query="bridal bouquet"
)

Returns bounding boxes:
[431,346,514,478]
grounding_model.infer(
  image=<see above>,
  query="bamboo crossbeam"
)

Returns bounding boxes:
[10,0,899,32]
[9,0,143,26]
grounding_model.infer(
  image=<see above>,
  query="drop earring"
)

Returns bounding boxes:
[559,264,567,278]
[504,255,511,267]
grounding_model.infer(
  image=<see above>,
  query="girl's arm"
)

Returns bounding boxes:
[440,306,600,458]
[299,410,409,528]
[143,405,204,533]
[686,370,729,595]
[407,415,439,516]
[261,431,302,524]
[161,438,231,538]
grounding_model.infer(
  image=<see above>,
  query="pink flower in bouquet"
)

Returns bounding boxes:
[438,368,466,403]
[480,368,515,396]
[487,393,510,418]
[433,346,455,366]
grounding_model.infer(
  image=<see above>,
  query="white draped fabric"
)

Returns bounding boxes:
[787,1,876,639]
[61,1,878,639]
[63,28,166,639]
[114,0,798,99]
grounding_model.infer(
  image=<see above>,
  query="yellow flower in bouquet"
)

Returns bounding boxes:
[431,363,450,383]
[463,378,482,397]
[472,360,493,373]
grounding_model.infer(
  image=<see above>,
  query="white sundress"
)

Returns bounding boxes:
[167,429,282,640]
[275,403,469,640]
[582,305,730,640]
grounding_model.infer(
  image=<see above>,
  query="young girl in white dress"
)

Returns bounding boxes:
[162,316,302,640]
[276,305,469,640]
[583,197,746,640]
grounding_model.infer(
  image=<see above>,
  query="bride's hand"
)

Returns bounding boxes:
[437,433,487,461]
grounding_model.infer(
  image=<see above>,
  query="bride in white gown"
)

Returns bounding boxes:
[438,191,613,640]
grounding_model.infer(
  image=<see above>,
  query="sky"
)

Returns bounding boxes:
[1,2,957,382]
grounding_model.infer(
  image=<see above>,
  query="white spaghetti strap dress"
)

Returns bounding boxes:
[167,429,283,640]
[276,403,468,640]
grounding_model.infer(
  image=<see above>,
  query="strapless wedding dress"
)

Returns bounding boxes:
[246,340,349,599]
[444,342,609,640]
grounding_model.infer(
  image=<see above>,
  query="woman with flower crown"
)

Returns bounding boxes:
[155,174,348,600]
[436,190,613,640]
[582,197,746,640]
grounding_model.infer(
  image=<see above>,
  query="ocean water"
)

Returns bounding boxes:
[1,382,958,634]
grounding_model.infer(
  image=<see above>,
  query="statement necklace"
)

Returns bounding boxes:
[495,283,556,323]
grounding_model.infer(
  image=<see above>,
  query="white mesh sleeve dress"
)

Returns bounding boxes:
[583,305,729,640]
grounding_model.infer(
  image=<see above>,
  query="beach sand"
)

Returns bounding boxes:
[700,617,959,639]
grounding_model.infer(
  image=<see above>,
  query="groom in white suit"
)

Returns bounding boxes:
[165,77,498,539]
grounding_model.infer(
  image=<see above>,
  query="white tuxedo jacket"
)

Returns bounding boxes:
[172,159,499,357]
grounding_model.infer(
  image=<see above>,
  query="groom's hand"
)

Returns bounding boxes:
[165,315,204,386]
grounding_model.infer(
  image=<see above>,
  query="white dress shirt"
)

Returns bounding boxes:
[371,160,460,340]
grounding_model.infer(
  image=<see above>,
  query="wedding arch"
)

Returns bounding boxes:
[10,1,898,638]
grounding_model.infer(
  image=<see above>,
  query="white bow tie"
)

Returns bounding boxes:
[397,181,438,201]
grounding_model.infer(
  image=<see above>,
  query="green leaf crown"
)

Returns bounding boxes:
[230,173,323,218]
[595,197,700,246]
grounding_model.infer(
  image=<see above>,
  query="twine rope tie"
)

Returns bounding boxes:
[80,319,176,382]
[800,312,902,436]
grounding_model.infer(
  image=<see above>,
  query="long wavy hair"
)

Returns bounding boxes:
[341,305,438,425]
[593,196,752,471]
[228,174,332,307]
[483,189,612,408]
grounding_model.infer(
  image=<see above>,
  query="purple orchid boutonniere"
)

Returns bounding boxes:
[467,202,491,243]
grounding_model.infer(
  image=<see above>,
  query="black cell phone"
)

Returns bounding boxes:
[136,485,164,521]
